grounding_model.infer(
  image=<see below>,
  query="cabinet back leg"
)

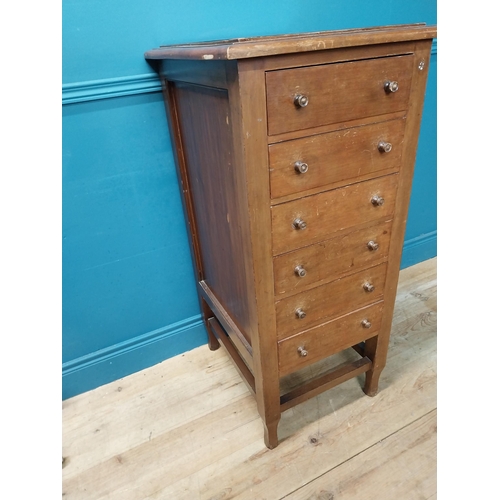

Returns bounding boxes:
[201,299,220,351]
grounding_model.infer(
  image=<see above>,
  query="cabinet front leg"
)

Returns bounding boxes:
[363,368,382,397]
[263,417,280,449]
[362,336,384,397]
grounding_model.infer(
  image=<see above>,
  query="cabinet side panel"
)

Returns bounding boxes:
[172,82,253,345]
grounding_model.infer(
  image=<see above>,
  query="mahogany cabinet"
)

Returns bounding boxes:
[145,23,437,448]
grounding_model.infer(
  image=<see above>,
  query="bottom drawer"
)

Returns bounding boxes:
[278,302,384,376]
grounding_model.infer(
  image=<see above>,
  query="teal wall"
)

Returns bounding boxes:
[62,0,437,399]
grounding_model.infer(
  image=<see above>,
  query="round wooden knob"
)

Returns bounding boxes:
[361,319,372,329]
[371,195,385,207]
[293,218,307,230]
[294,161,309,174]
[363,282,375,293]
[377,141,392,153]
[294,94,309,107]
[295,265,307,277]
[295,308,307,319]
[384,81,399,93]
[367,240,379,251]
[297,346,308,357]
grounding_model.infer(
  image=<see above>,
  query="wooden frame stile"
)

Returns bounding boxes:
[159,74,219,351]
[230,59,282,449]
[363,40,433,395]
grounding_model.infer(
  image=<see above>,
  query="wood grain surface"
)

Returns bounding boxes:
[275,262,387,338]
[277,301,383,375]
[269,118,405,199]
[266,55,413,135]
[144,24,436,61]
[271,174,398,255]
[273,220,392,297]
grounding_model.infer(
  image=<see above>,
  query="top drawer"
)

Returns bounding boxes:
[266,55,414,136]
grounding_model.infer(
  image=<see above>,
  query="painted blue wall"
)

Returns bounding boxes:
[62,0,437,399]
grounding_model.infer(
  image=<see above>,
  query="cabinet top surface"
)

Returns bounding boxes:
[144,23,436,61]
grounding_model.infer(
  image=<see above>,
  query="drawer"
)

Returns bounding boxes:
[278,302,384,376]
[274,220,392,296]
[269,119,405,199]
[275,262,387,340]
[266,55,413,136]
[271,174,398,256]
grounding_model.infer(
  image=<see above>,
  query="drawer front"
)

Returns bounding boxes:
[274,220,392,296]
[275,262,387,340]
[278,302,384,376]
[271,174,398,256]
[266,55,414,136]
[269,119,405,199]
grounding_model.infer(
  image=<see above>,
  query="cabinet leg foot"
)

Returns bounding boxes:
[363,368,381,397]
[207,323,220,351]
[202,299,220,351]
[263,419,280,449]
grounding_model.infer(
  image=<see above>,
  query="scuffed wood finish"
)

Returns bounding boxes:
[273,220,392,297]
[231,59,282,449]
[144,23,436,61]
[266,55,413,135]
[278,302,383,375]
[271,174,398,255]
[269,118,405,199]
[61,258,437,500]
[275,263,387,339]
[145,24,436,449]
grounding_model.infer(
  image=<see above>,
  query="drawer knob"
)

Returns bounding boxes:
[367,240,379,251]
[297,346,308,357]
[295,265,307,278]
[295,308,307,319]
[371,195,385,207]
[294,94,309,108]
[378,141,392,153]
[293,218,307,230]
[363,282,375,293]
[384,80,399,93]
[361,319,372,329]
[294,161,309,174]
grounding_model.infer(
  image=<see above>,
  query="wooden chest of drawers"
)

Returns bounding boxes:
[145,23,437,448]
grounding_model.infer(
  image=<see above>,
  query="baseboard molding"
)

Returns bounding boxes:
[62,315,206,400]
[401,230,437,269]
[62,41,437,105]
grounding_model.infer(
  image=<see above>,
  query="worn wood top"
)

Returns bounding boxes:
[145,24,437,61]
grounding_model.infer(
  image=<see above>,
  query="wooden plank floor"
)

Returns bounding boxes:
[62,257,437,499]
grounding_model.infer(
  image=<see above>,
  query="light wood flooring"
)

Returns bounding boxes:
[62,257,437,499]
